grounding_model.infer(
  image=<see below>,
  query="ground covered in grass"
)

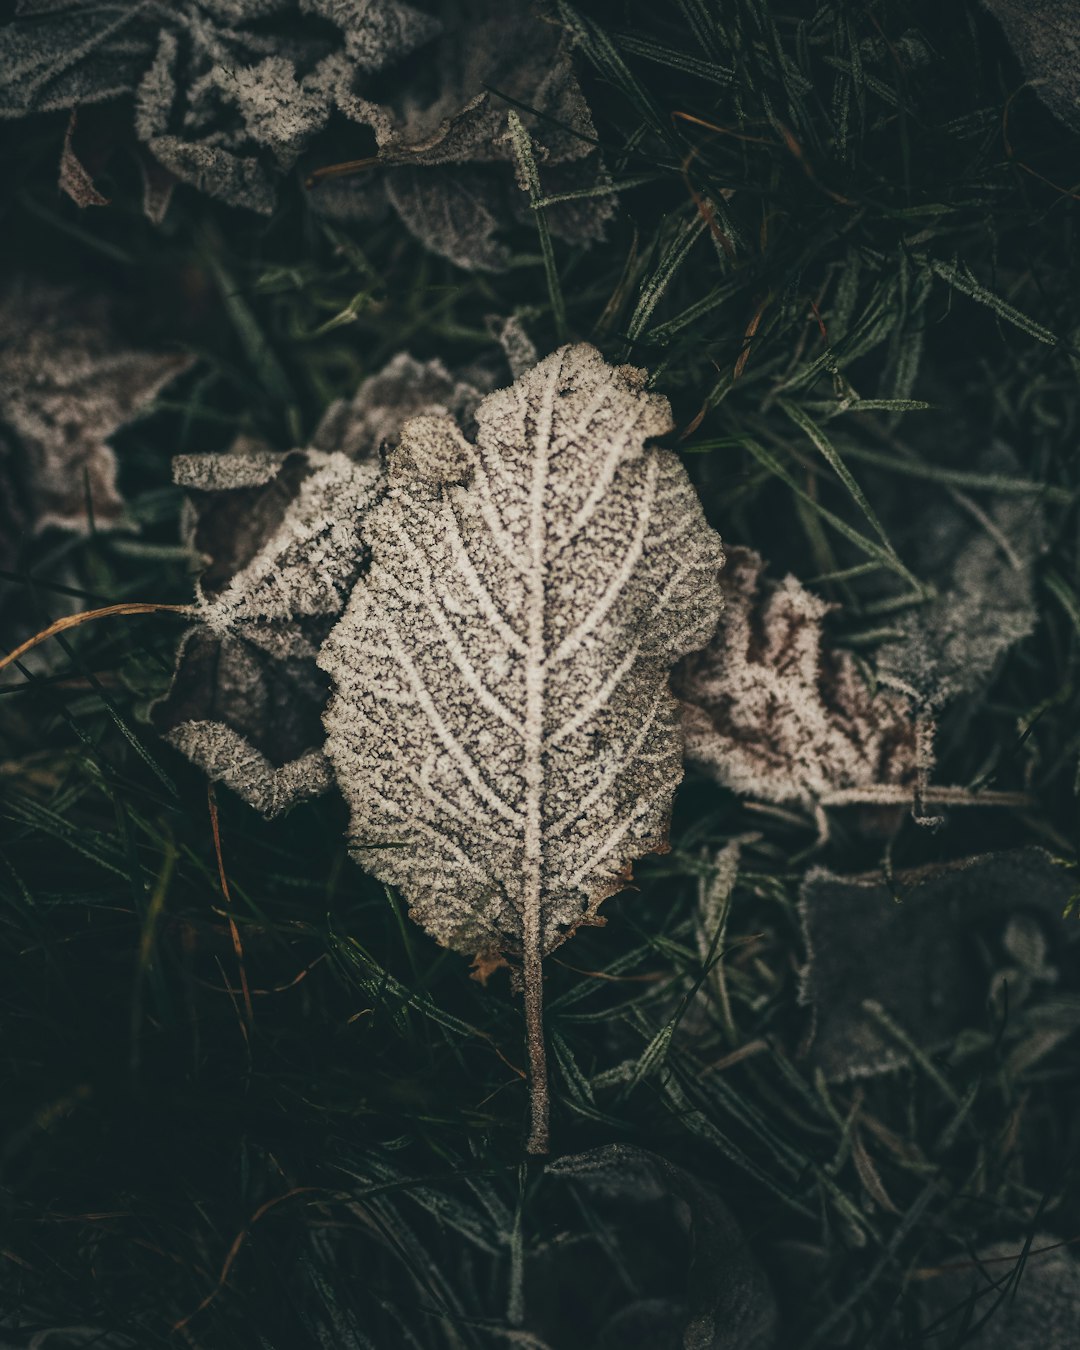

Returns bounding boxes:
[2,2,1080,1346]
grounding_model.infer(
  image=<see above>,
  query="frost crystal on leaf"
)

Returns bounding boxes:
[0,279,189,537]
[673,547,916,811]
[154,353,487,816]
[316,343,725,1149]
[798,848,1073,1081]
[0,0,612,268]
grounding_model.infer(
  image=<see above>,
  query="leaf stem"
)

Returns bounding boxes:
[523,918,549,1154]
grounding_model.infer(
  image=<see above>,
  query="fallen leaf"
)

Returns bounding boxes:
[674,546,916,811]
[548,1144,778,1350]
[0,279,190,536]
[874,460,1044,709]
[0,0,612,267]
[316,343,725,1149]
[154,353,489,815]
[798,847,1074,1080]
[983,0,1080,133]
[920,1232,1080,1349]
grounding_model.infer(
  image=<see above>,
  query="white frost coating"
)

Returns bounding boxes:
[167,721,334,818]
[317,344,726,956]
[675,547,915,810]
[156,350,494,818]
[173,449,289,490]
[196,450,382,632]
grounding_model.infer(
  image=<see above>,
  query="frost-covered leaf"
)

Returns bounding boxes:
[921,1233,1080,1349]
[317,343,725,1147]
[0,0,612,267]
[873,451,1043,709]
[548,1145,778,1350]
[383,165,512,272]
[983,0,1080,134]
[673,547,916,810]
[798,847,1074,1080]
[0,279,190,537]
[154,353,488,815]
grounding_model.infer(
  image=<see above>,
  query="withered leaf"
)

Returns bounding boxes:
[874,460,1043,709]
[1,0,612,268]
[921,1232,1080,1349]
[0,279,190,537]
[316,343,725,1149]
[673,547,916,811]
[548,1145,778,1350]
[983,0,1080,133]
[798,847,1074,1081]
[154,353,489,816]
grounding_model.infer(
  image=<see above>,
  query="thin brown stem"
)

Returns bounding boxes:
[0,602,192,675]
[522,919,549,1155]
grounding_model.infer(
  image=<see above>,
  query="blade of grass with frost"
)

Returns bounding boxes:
[317,344,724,1154]
[930,258,1058,346]
[736,434,928,596]
[779,399,901,559]
[507,112,566,343]
[556,2,671,142]
[626,211,709,343]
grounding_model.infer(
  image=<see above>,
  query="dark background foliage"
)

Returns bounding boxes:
[2,1,1079,1345]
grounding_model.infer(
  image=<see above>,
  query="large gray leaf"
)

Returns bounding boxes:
[318,343,725,954]
[798,847,1074,1080]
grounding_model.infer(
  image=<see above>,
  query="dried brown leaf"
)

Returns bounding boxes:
[673,547,916,811]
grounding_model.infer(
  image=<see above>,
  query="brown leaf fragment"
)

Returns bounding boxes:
[154,449,381,816]
[798,848,1075,1081]
[59,108,109,207]
[674,547,916,811]
[317,343,725,1150]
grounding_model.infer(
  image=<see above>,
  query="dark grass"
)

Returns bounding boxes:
[2,1,1080,1345]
